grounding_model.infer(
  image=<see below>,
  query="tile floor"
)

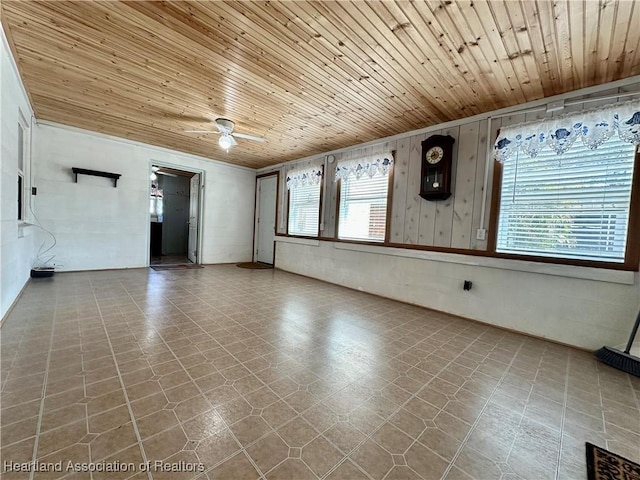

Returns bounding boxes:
[1,265,639,480]
[150,255,192,266]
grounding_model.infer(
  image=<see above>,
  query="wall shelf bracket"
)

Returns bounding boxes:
[72,167,121,187]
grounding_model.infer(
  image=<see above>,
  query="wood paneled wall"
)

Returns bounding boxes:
[388,121,495,249]
[270,82,640,250]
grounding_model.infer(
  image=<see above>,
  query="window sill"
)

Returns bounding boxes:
[337,237,384,243]
[275,236,320,247]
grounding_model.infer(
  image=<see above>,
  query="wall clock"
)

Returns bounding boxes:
[420,134,455,201]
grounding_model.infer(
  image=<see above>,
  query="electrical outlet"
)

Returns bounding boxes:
[476,228,486,241]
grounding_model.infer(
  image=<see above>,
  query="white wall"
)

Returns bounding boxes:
[32,123,255,271]
[0,28,39,319]
[276,239,638,350]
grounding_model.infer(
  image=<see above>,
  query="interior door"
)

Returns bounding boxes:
[255,174,277,264]
[188,174,200,263]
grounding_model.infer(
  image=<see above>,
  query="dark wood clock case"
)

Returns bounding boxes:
[420,134,455,201]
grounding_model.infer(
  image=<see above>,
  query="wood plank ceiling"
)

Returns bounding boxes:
[2,1,639,169]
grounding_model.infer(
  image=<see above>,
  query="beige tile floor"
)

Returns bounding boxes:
[150,255,192,266]
[1,265,639,480]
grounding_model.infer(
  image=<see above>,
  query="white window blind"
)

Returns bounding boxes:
[288,181,321,236]
[338,174,389,242]
[496,137,636,262]
[150,189,163,221]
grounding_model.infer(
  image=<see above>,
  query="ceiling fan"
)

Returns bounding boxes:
[186,118,265,150]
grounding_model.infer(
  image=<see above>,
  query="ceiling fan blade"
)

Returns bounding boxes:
[233,132,265,142]
[229,135,238,147]
[157,171,178,177]
[185,130,220,134]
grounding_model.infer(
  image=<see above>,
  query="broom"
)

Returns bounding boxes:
[594,308,640,377]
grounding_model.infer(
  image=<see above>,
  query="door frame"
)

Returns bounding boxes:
[187,174,200,264]
[146,160,205,266]
[253,171,279,264]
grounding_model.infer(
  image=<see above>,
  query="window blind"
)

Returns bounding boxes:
[338,174,389,242]
[288,181,321,236]
[496,136,636,262]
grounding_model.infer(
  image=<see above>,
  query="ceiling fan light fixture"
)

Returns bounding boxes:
[219,134,233,151]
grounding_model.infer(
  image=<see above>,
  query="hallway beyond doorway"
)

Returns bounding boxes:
[149,164,201,266]
[149,254,192,266]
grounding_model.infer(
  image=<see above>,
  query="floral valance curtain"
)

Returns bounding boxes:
[494,100,640,162]
[285,165,323,190]
[335,152,394,181]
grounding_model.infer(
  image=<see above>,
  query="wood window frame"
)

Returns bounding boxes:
[285,165,325,238]
[334,155,395,243]
[334,177,342,239]
[487,147,640,271]
[384,164,394,243]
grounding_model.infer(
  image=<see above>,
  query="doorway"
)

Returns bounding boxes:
[149,165,201,265]
[254,173,278,265]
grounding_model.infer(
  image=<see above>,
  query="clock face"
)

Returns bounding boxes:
[426,146,444,164]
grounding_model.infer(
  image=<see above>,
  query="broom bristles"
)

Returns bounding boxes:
[595,346,640,378]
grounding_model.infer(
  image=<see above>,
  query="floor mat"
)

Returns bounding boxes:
[586,442,640,480]
[236,262,273,269]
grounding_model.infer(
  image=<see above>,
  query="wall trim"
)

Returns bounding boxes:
[257,76,640,174]
[0,279,31,329]
[54,266,148,273]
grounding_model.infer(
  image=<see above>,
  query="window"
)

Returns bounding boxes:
[17,122,26,221]
[286,166,322,237]
[335,153,394,242]
[150,184,164,221]
[338,172,390,242]
[288,179,321,236]
[496,136,637,263]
